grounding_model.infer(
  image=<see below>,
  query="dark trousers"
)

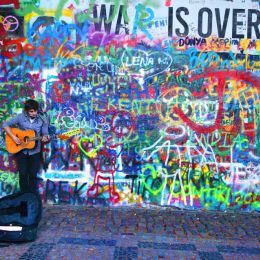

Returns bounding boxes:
[15,152,41,193]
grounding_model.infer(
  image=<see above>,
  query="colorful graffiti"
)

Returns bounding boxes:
[0,0,259,211]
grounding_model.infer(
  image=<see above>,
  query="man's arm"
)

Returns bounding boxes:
[3,115,21,144]
[4,126,21,144]
[40,115,50,143]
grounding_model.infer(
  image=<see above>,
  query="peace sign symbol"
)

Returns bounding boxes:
[3,16,19,32]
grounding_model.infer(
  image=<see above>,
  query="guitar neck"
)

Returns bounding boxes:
[29,135,55,142]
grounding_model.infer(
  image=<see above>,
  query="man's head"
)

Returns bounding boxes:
[24,99,39,119]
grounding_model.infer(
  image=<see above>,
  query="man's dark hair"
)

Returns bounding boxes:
[24,99,39,111]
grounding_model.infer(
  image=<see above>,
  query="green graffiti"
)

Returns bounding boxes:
[233,134,249,150]
[103,0,129,24]
[76,0,129,24]
[169,179,231,208]
[132,3,155,40]
[201,185,231,208]
[0,171,19,190]
[213,147,231,156]
[233,191,260,210]
[15,0,44,16]
[78,134,103,158]
[77,0,101,23]
[141,165,167,195]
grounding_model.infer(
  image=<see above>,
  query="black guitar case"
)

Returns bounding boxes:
[0,192,42,242]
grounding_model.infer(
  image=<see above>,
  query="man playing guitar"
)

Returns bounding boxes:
[3,99,50,194]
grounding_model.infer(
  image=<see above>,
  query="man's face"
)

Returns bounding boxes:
[27,109,38,119]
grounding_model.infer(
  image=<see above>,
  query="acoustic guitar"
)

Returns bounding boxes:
[5,128,81,154]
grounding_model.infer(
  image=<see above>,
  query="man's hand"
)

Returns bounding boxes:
[12,135,21,145]
[4,126,21,145]
[41,135,50,143]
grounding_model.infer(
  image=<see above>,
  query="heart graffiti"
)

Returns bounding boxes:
[78,134,103,158]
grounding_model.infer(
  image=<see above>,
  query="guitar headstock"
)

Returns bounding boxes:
[57,128,82,141]
[58,135,70,141]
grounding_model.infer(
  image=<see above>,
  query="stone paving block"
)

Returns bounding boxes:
[113,246,138,259]
[47,245,116,259]
[217,245,260,254]
[221,253,260,260]
[0,244,29,260]
[59,237,117,247]
[138,241,197,251]
[1,206,259,259]
[194,242,218,252]
[138,248,200,259]
[19,243,55,260]
[116,235,138,247]
[198,251,224,260]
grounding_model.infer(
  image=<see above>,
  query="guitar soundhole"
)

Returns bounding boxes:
[24,136,29,143]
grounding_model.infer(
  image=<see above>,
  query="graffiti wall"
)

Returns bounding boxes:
[0,0,259,211]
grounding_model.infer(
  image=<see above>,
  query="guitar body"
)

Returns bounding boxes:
[5,128,36,154]
[5,127,82,154]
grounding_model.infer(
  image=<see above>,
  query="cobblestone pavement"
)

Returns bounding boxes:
[0,205,259,259]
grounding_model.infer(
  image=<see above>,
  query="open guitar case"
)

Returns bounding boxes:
[0,192,42,242]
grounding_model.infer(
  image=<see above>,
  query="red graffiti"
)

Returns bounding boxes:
[173,70,260,134]
[0,0,19,9]
[0,23,6,39]
[165,0,172,7]
[1,38,25,58]
[87,148,120,204]
[52,80,70,103]
[111,111,135,138]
